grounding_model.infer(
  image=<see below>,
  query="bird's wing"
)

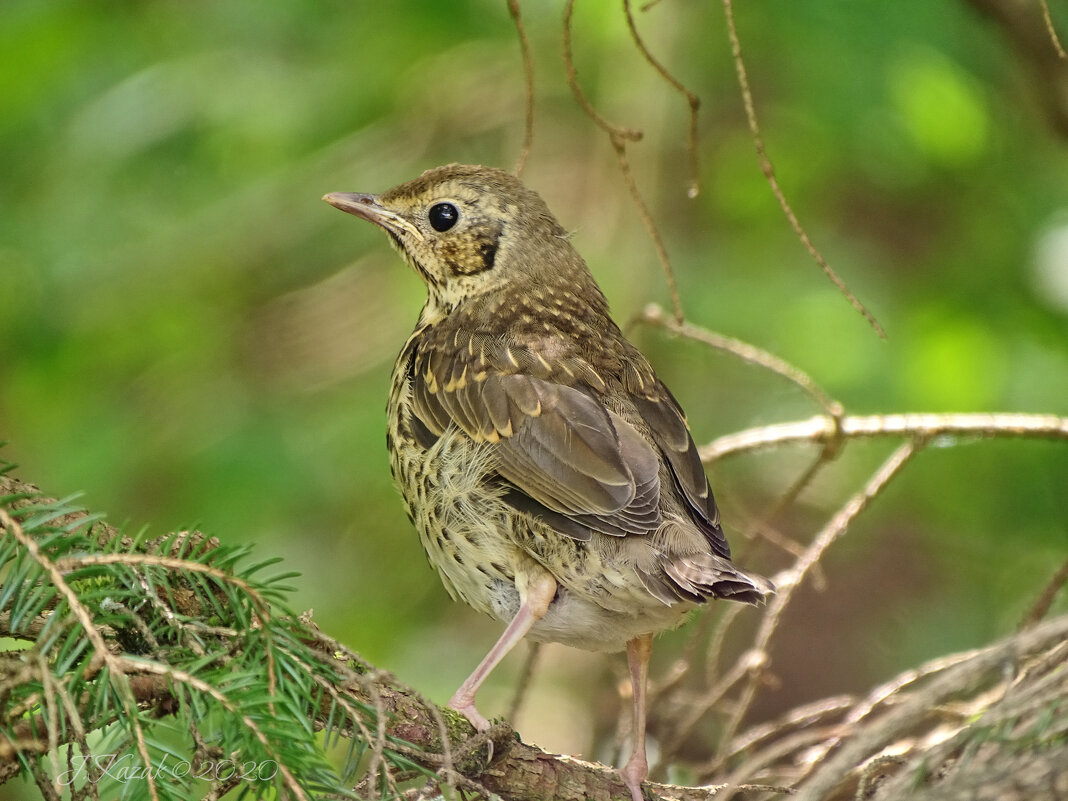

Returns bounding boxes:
[630,382,730,559]
[410,332,661,540]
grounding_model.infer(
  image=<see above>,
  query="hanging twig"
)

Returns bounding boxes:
[611,141,686,321]
[562,0,642,142]
[639,303,842,417]
[506,0,536,176]
[721,0,886,339]
[562,0,685,322]
[622,0,702,197]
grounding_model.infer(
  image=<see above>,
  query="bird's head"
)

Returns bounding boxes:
[324,164,586,318]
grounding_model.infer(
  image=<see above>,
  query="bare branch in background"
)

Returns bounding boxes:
[721,0,886,339]
[506,0,535,176]
[702,411,1068,463]
[562,0,685,322]
[714,440,920,786]
[622,0,702,197]
[1040,0,1067,59]
[638,303,842,417]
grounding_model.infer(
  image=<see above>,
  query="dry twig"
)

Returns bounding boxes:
[701,411,1068,462]
[561,0,685,322]
[721,0,885,339]
[793,614,1068,801]
[714,441,920,795]
[622,0,702,197]
[1040,0,1067,59]
[638,303,842,416]
[1020,553,1068,629]
[506,0,535,176]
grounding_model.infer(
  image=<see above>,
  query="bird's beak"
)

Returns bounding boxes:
[323,192,387,224]
[322,192,421,240]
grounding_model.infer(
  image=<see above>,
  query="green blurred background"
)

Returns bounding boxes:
[2,0,1067,790]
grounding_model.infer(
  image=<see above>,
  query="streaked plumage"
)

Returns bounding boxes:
[324,164,772,800]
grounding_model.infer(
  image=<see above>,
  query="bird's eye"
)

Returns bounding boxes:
[428,202,459,232]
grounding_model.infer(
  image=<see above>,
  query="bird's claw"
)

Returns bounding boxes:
[447,699,495,764]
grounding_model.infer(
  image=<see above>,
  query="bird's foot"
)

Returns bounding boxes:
[447,694,496,764]
[447,694,491,733]
[621,748,650,801]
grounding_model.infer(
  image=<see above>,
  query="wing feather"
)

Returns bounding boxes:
[411,339,662,539]
[632,386,730,558]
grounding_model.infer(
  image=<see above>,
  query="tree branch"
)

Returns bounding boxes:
[701,411,1068,463]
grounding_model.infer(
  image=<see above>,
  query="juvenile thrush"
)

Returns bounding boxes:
[324,164,772,801]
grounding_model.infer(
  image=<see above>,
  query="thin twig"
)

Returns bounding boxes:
[1040,0,1068,59]
[562,0,642,142]
[559,0,683,322]
[638,303,842,416]
[1020,553,1068,629]
[36,657,59,783]
[714,440,921,770]
[701,411,1068,462]
[712,694,856,775]
[749,446,841,587]
[611,142,685,321]
[764,445,839,526]
[745,519,813,566]
[622,0,702,197]
[52,675,90,778]
[721,0,886,339]
[562,0,686,322]
[720,724,845,795]
[660,640,762,759]
[506,0,536,176]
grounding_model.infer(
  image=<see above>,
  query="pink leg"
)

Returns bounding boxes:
[621,633,653,801]
[448,573,557,732]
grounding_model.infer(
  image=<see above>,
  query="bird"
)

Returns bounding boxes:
[323,164,773,801]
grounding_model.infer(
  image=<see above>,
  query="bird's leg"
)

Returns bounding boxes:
[448,572,557,732]
[621,633,654,801]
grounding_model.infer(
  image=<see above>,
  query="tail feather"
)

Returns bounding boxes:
[639,552,774,607]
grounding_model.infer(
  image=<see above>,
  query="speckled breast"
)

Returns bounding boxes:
[386,329,522,619]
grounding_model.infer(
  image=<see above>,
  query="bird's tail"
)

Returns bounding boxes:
[639,552,775,607]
